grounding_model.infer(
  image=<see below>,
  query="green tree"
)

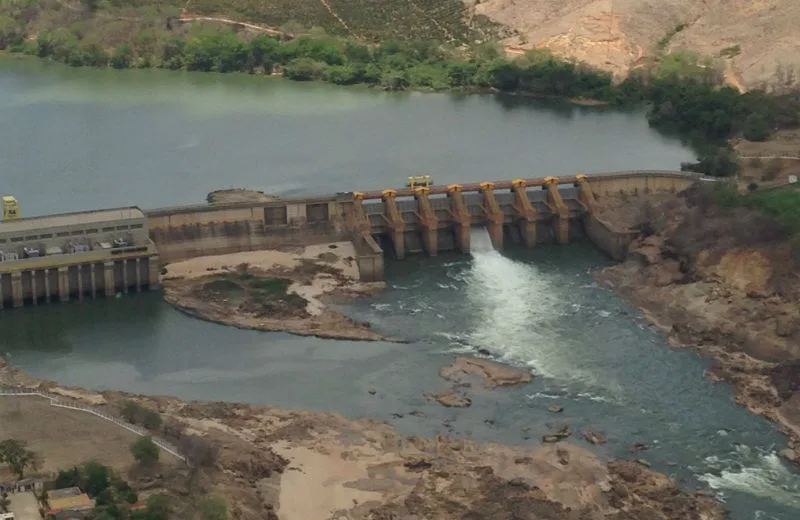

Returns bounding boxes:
[681,146,740,177]
[130,436,160,466]
[0,439,40,479]
[0,16,22,50]
[111,44,133,69]
[83,461,111,496]
[248,34,280,73]
[743,113,771,141]
[160,38,185,70]
[283,58,327,81]
[198,496,228,520]
[0,492,9,513]
[55,466,81,488]
[324,65,358,85]
[120,400,162,430]
[145,494,171,520]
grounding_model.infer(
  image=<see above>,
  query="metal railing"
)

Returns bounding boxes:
[0,387,185,463]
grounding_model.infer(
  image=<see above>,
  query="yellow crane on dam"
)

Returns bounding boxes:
[407,175,433,189]
[2,196,20,221]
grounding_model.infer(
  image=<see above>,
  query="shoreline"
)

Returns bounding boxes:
[591,187,800,465]
[0,53,611,108]
[0,356,726,520]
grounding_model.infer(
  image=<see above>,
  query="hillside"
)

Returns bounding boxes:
[2,0,799,91]
[473,0,800,91]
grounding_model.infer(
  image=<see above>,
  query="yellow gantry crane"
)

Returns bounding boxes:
[407,175,433,189]
[2,196,20,220]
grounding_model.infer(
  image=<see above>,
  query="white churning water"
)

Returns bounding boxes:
[462,228,621,398]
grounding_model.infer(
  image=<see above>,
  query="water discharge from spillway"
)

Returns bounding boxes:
[462,228,800,511]
[462,227,621,398]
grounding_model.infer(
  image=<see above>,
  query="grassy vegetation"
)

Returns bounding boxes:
[204,265,307,311]
[713,184,800,252]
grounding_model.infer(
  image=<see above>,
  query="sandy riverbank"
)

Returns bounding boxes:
[161,242,398,342]
[0,357,725,520]
[593,185,800,464]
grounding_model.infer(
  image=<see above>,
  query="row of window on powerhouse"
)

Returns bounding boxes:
[0,223,144,245]
[0,238,131,262]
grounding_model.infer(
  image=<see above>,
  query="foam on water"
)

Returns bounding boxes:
[462,229,622,398]
[699,445,800,509]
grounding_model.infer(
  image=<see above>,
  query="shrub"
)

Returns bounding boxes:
[130,436,160,465]
[283,57,327,81]
[110,44,133,69]
[120,400,162,430]
[743,113,771,141]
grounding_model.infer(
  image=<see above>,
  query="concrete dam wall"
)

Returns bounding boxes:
[0,170,696,308]
[144,171,698,282]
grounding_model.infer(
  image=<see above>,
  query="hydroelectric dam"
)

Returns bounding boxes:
[0,170,697,308]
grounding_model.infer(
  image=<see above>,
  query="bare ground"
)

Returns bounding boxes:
[469,0,800,91]
[0,397,173,477]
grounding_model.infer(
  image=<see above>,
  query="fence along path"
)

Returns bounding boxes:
[0,387,186,463]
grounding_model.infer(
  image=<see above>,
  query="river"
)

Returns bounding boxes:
[0,59,798,518]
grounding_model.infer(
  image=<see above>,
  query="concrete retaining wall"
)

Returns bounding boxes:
[583,214,638,261]
[353,235,384,282]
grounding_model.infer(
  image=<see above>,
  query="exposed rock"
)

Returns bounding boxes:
[581,431,608,445]
[474,0,800,91]
[426,390,472,408]
[543,426,571,443]
[594,185,800,452]
[548,405,564,413]
[206,188,278,204]
[630,442,650,452]
[776,315,796,338]
[439,356,533,388]
[779,448,799,463]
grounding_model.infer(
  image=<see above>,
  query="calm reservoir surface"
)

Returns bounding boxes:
[0,59,798,518]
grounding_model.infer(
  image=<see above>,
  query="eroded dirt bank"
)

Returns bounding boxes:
[0,359,724,520]
[593,184,800,462]
[161,242,396,342]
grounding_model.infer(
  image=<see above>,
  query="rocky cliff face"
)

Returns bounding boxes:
[594,184,800,461]
[469,0,800,91]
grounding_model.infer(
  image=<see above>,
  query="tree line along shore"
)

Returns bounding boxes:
[1,2,800,164]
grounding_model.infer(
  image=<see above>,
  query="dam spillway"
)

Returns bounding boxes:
[0,170,697,308]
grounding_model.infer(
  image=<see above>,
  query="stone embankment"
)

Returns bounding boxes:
[594,184,800,463]
[0,357,725,520]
